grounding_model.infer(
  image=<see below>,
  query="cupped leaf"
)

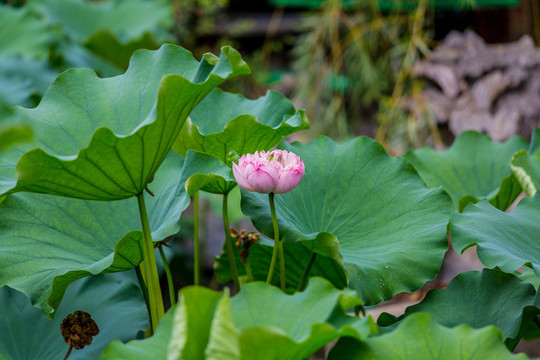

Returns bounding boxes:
[0,275,147,360]
[215,238,348,292]
[240,136,452,305]
[180,151,237,195]
[29,0,173,43]
[328,313,528,360]
[511,150,540,197]
[0,151,190,317]
[384,269,540,349]
[1,44,249,200]
[101,305,175,360]
[173,88,310,162]
[174,278,373,360]
[404,131,527,211]
[450,194,540,278]
[0,5,52,59]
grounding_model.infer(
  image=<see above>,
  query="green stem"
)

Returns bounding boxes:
[244,259,254,282]
[135,264,152,329]
[223,193,240,292]
[266,193,285,290]
[158,245,176,307]
[193,192,200,286]
[297,252,317,292]
[137,192,165,333]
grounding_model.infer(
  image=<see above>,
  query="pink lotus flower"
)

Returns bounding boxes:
[232,150,305,194]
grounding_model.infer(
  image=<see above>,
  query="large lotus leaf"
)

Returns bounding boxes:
[327,313,528,360]
[240,137,452,305]
[404,131,527,211]
[0,151,189,317]
[451,194,540,278]
[386,269,540,349]
[0,114,33,152]
[172,88,310,163]
[0,275,147,360]
[0,57,57,107]
[0,5,52,59]
[29,0,173,43]
[214,239,348,292]
[100,305,175,360]
[0,44,249,200]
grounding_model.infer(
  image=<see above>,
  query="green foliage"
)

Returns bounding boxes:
[405,131,528,211]
[240,136,452,305]
[381,269,540,350]
[103,278,375,360]
[451,194,540,279]
[0,275,147,360]
[328,313,528,360]
[0,151,188,317]
[1,44,249,200]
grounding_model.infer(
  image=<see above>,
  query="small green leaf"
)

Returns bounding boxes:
[241,137,452,304]
[173,89,309,163]
[404,131,527,211]
[0,275,147,360]
[511,150,540,197]
[328,313,528,360]
[181,151,237,196]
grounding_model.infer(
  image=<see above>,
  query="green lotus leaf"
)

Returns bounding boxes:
[181,151,237,195]
[100,305,175,360]
[451,194,540,278]
[103,279,374,360]
[328,313,528,360]
[214,238,348,292]
[240,136,452,305]
[0,5,52,59]
[0,151,189,317]
[116,278,373,360]
[384,269,540,350]
[29,0,173,43]
[404,131,527,211]
[0,275,147,360]
[510,128,540,196]
[173,88,310,163]
[0,44,249,200]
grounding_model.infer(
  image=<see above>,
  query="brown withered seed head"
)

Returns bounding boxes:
[60,311,99,350]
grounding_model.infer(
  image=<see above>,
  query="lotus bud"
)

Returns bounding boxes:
[232,149,304,194]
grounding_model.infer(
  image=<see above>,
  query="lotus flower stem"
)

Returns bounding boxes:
[244,259,254,282]
[137,192,165,333]
[223,193,241,292]
[158,245,176,307]
[297,252,317,292]
[267,192,286,290]
[193,192,200,286]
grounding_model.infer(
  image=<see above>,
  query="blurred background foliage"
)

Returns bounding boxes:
[1,0,536,152]
[1,0,538,279]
